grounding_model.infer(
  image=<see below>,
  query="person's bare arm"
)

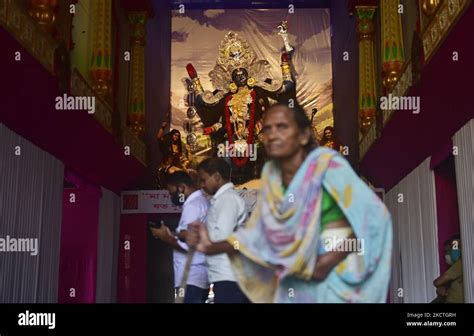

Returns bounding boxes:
[201,241,235,255]
[436,285,448,297]
[177,230,187,242]
[187,222,237,255]
[156,121,168,140]
[188,217,357,280]
[433,273,451,287]
[312,219,354,281]
[312,241,354,280]
[150,226,186,253]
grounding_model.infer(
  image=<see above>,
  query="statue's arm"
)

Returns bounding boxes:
[186,63,226,135]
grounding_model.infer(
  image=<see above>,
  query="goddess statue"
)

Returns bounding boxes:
[185,30,295,179]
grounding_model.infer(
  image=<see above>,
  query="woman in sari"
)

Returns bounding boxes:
[187,103,392,303]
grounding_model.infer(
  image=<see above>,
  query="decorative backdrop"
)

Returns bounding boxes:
[170,8,333,151]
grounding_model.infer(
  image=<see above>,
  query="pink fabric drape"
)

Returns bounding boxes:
[58,171,102,303]
[117,214,148,303]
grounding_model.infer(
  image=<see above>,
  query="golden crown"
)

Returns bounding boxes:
[217,32,255,73]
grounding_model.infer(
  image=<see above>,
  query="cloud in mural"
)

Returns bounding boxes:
[171,15,227,63]
[171,31,189,42]
[203,9,225,18]
[300,27,331,53]
[170,15,229,114]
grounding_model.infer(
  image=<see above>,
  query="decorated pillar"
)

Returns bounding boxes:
[90,0,113,98]
[381,0,405,93]
[27,0,58,31]
[355,6,377,135]
[127,12,147,137]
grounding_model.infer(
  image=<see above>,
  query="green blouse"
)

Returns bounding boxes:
[320,188,346,230]
[282,185,345,231]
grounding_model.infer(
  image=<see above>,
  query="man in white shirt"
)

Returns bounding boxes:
[196,158,249,303]
[150,171,209,303]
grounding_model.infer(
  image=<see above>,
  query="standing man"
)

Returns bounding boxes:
[433,235,464,303]
[196,158,249,303]
[150,171,209,303]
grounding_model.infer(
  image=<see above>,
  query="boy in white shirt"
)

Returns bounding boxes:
[195,158,249,303]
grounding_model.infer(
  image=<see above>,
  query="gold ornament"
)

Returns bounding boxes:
[382,69,400,92]
[28,0,57,31]
[205,31,283,96]
[229,82,238,93]
[227,86,252,139]
[234,139,248,154]
[422,0,440,17]
[193,78,204,94]
[281,63,291,81]
[247,77,256,87]
[218,32,255,74]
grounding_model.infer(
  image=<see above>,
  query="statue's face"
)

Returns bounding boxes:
[232,68,248,87]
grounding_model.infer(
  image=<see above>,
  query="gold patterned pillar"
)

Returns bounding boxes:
[28,0,58,31]
[356,6,377,135]
[90,0,113,98]
[381,0,405,93]
[127,12,147,137]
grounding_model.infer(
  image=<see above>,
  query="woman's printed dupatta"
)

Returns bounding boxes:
[227,147,392,303]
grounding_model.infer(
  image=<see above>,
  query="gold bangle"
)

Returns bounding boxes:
[193,78,204,94]
[281,63,291,81]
